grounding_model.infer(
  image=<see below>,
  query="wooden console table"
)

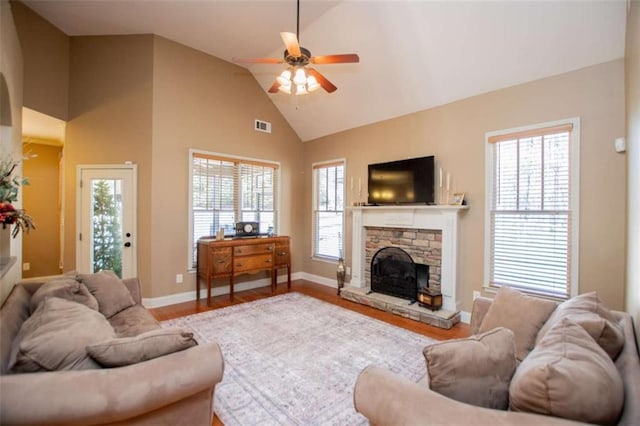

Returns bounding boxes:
[197,236,291,305]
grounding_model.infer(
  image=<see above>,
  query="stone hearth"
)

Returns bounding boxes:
[341,286,460,329]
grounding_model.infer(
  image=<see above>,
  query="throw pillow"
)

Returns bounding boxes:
[478,286,557,361]
[10,297,116,373]
[78,270,136,318]
[536,292,623,359]
[87,328,198,367]
[423,327,516,410]
[509,318,624,425]
[30,278,99,314]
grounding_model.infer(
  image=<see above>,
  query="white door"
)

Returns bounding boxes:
[77,165,137,279]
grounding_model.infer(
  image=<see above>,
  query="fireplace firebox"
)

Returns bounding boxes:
[370,247,429,302]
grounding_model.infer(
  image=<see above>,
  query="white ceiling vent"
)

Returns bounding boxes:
[255,119,272,134]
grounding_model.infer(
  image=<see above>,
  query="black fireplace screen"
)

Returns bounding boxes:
[371,247,429,302]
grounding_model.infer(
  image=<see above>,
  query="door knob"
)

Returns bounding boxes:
[124,242,131,247]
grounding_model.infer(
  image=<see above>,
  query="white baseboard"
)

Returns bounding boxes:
[460,311,471,324]
[142,274,297,308]
[298,272,338,288]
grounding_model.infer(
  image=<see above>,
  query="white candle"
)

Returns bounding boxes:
[358,178,362,194]
[350,176,354,192]
[446,173,450,191]
[439,168,443,188]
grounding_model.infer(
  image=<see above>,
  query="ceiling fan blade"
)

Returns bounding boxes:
[307,68,337,93]
[233,57,284,64]
[268,81,281,93]
[280,32,301,57]
[310,54,360,65]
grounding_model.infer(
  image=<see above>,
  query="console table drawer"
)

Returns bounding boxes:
[234,254,273,272]
[234,243,274,256]
[210,248,232,274]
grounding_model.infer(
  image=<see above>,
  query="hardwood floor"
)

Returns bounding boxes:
[149,280,470,426]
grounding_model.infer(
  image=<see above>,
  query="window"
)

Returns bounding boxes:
[485,119,579,299]
[190,150,279,267]
[313,160,345,260]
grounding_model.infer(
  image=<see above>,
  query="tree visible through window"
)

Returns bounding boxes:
[486,121,579,299]
[313,161,345,260]
[92,180,122,277]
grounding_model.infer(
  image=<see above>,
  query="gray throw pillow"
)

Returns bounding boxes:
[10,297,116,373]
[87,328,198,367]
[79,270,136,318]
[510,318,624,425]
[30,278,99,314]
[423,327,517,410]
[478,286,557,362]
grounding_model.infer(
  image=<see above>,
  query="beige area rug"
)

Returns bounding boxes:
[163,292,436,425]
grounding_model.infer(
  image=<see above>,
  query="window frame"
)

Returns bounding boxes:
[484,118,580,300]
[311,158,346,263]
[188,149,280,270]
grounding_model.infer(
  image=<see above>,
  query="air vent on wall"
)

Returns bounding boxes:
[255,119,272,134]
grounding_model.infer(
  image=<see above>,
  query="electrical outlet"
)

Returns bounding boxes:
[176,274,183,284]
[23,262,30,271]
[473,291,481,300]
[346,266,351,275]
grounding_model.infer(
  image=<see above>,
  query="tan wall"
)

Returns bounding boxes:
[65,35,154,293]
[0,0,24,303]
[150,36,303,298]
[22,142,62,277]
[302,60,626,312]
[10,1,69,121]
[626,2,640,338]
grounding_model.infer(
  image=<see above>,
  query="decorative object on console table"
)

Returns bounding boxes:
[417,288,443,311]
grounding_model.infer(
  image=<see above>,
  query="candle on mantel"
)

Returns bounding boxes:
[446,173,450,191]
[439,168,443,188]
[350,176,354,192]
[358,178,362,194]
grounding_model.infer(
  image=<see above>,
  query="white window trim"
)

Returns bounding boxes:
[311,158,346,263]
[188,148,281,271]
[483,117,580,299]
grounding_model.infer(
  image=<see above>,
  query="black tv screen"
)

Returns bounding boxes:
[368,156,435,205]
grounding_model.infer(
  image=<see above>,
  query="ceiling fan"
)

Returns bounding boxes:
[233,0,359,95]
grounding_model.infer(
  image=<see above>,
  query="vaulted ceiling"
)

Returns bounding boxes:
[23,0,627,142]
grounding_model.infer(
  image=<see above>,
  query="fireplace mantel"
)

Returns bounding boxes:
[348,205,468,312]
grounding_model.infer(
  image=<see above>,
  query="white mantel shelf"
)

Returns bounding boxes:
[348,204,468,313]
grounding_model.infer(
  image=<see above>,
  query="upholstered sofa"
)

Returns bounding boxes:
[354,290,640,425]
[0,274,224,425]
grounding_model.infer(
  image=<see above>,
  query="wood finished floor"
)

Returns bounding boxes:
[149,280,470,426]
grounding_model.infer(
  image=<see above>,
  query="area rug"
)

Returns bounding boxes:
[162,292,436,425]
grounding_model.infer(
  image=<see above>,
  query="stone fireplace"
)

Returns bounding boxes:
[349,205,466,313]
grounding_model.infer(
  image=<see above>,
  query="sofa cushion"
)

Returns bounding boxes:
[478,286,557,361]
[9,297,116,373]
[536,292,623,359]
[0,285,31,374]
[509,318,624,424]
[78,270,136,318]
[87,328,198,367]
[423,327,516,410]
[108,304,161,337]
[29,278,99,314]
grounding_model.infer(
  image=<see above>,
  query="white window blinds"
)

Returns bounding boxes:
[487,123,577,299]
[191,152,278,266]
[313,161,345,260]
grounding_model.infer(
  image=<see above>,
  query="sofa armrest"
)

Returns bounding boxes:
[122,277,142,305]
[0,342,224,426]
[470,296,493,335]
[354,366,579,426]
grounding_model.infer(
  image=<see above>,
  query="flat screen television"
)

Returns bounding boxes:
[368,156,435,205]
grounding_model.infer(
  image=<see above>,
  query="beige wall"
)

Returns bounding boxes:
[10,1,69,121]
[0,0,24,303]
[626,2,640,337]
[150,36,303,298]
[303,60,627,312]
[65,35,154,292]
[22,142,62,278]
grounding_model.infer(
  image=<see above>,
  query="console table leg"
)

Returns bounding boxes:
[287,266,291,290]
[230,276,234,299]
[207,276,212,306]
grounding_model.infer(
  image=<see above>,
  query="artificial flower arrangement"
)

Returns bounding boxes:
[0,156,35,238]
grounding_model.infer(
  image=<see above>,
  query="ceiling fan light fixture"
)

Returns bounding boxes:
[307,75,321,92]
[278,82,292,94]
[295,84,308,95]
[276,69,292,86]
[293,67,307,85]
